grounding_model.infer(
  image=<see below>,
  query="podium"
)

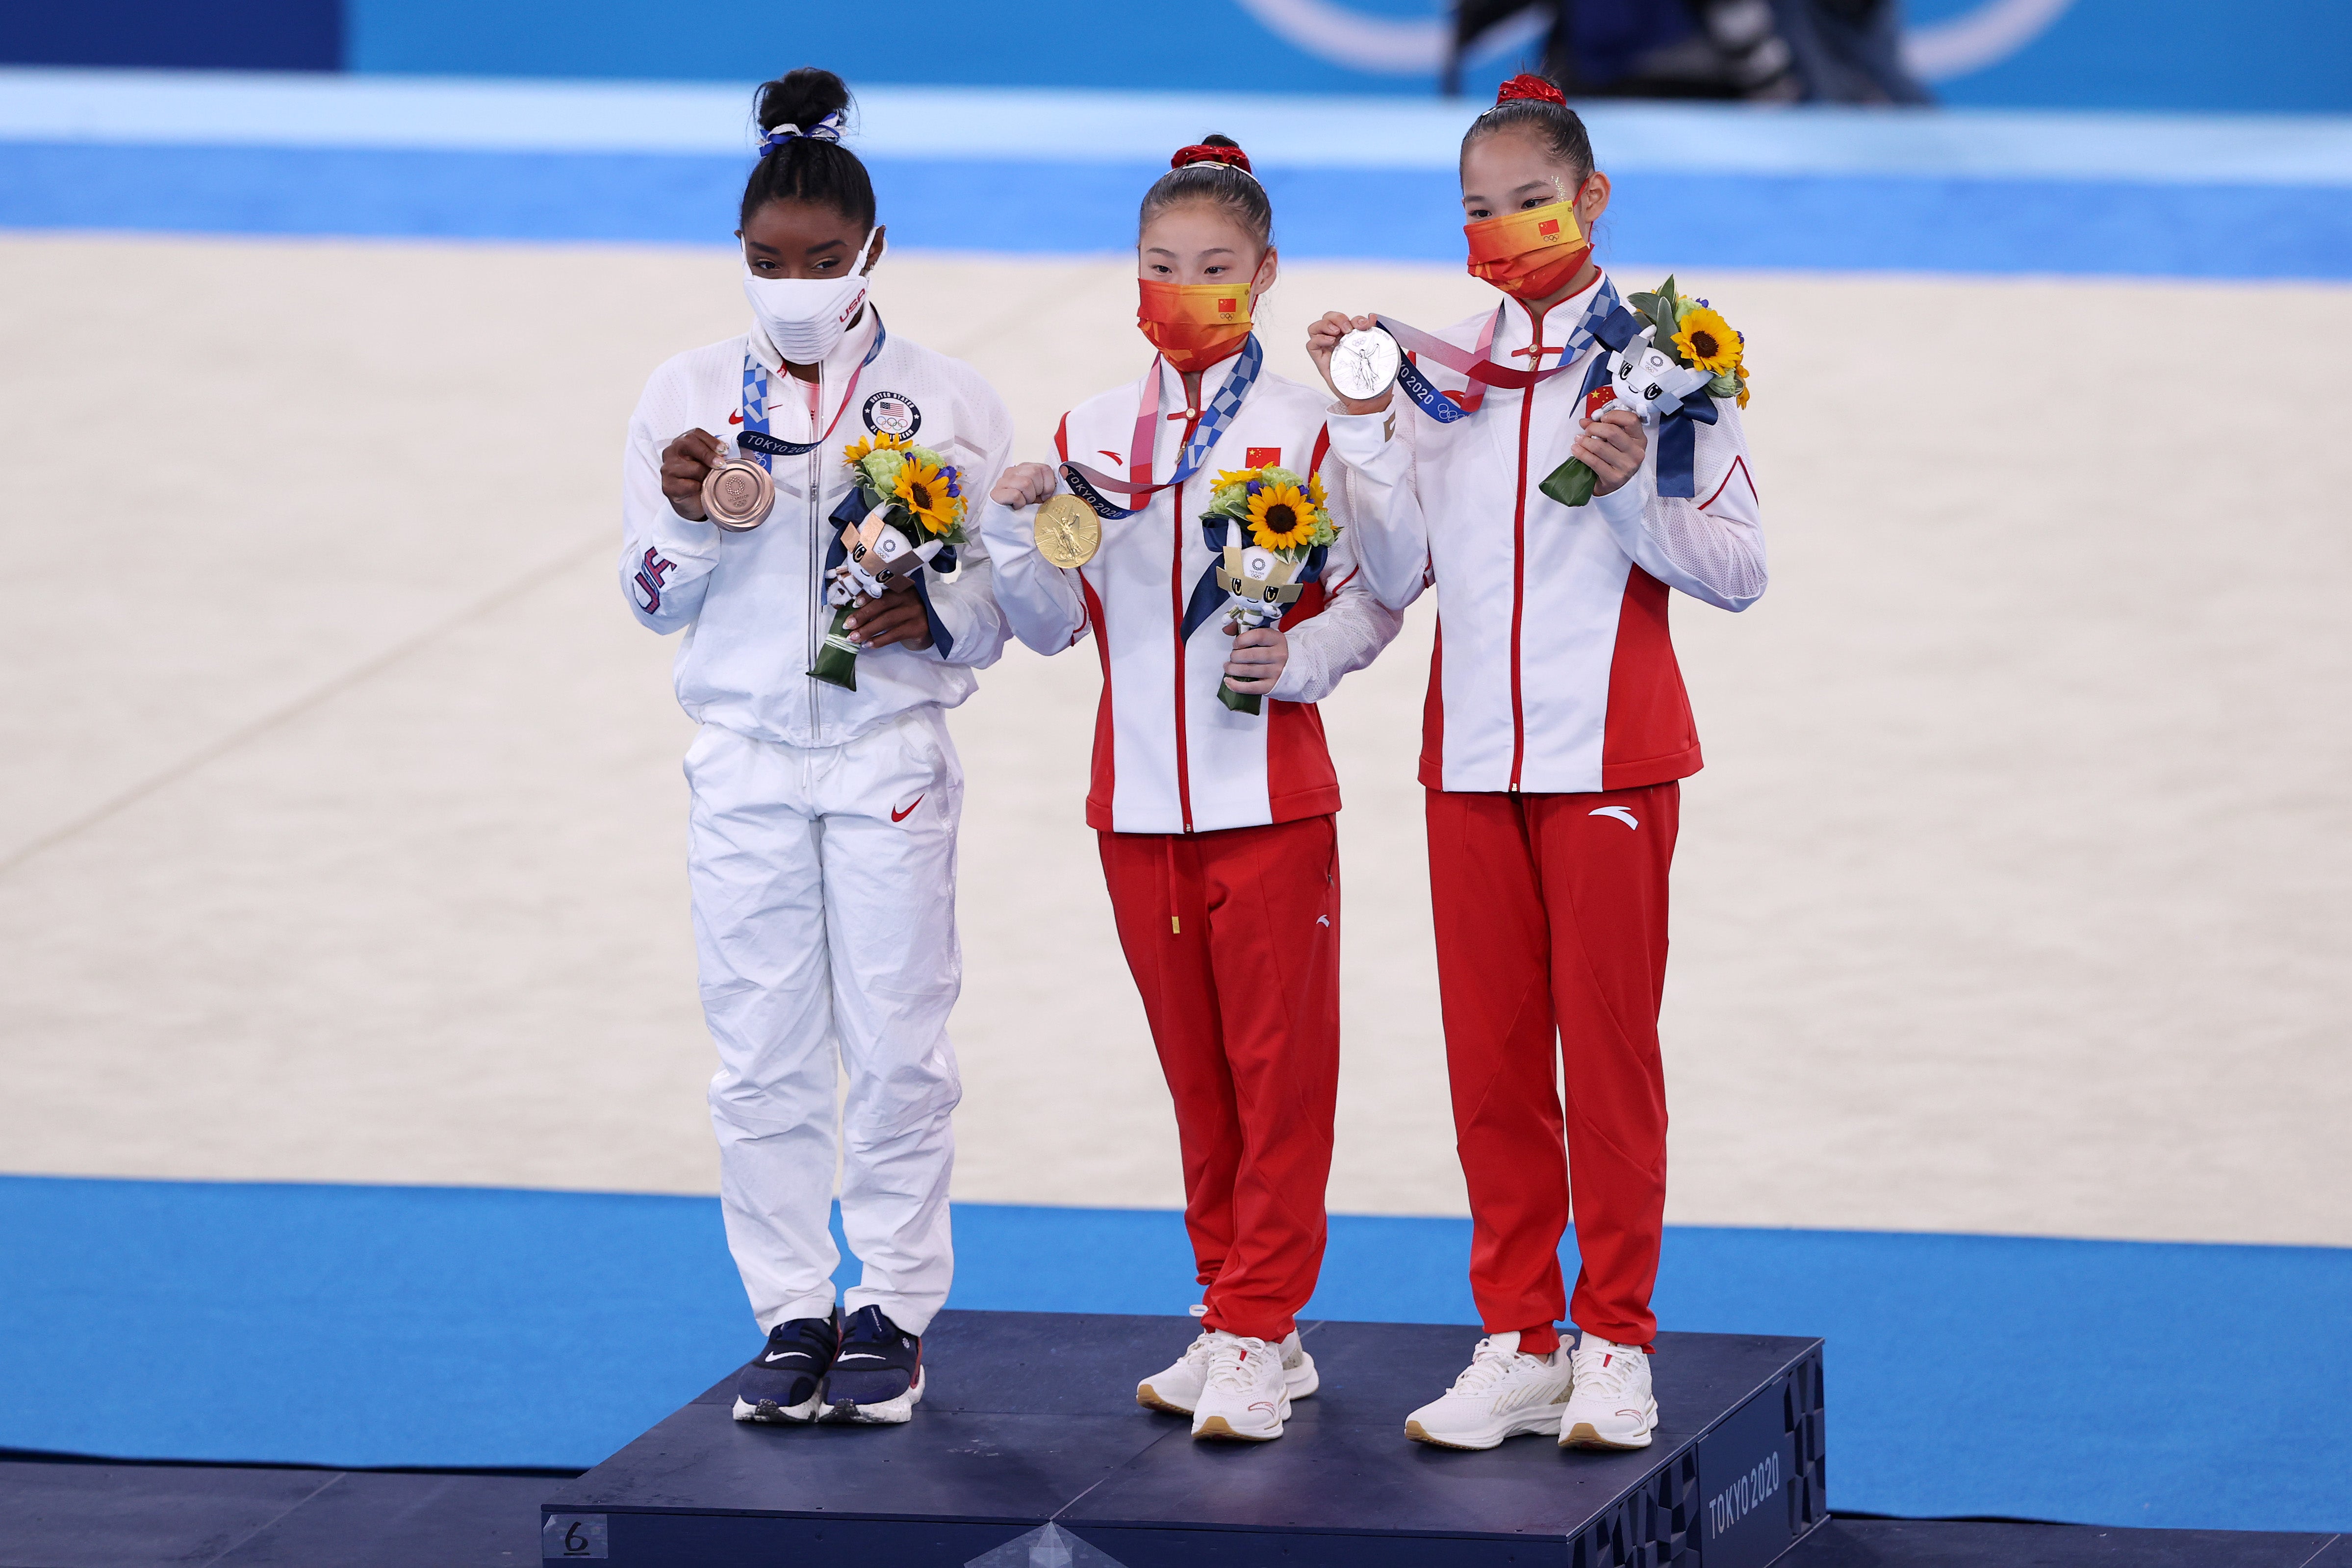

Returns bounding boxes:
[542,1310,1826,1567]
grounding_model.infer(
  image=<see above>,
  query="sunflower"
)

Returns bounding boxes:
[1306,470,1328,508]
[1214,468,1262,490]
[843,431,911,467]
[894,455,960,535]
[1672,306,1740,374]
[1244,481,1320,553]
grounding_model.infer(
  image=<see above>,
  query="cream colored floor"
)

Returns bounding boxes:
[1,233,2345,1245]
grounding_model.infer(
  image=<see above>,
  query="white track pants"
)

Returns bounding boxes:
[684,708,965,1337]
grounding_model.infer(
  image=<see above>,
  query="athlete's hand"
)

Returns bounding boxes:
[660,430,724,522]
[844,583,933,652]
[1223,623,1288,696]
[1307,311,1394,417]
[1575,408,1647,496]
[992,462,1058,508]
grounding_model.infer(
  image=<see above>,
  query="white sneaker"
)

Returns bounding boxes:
[1402,1332,1576,1450]
[1559,1334,1659,1450]
[1138,1328,1317,1416]
[1189,1332,1291,1442]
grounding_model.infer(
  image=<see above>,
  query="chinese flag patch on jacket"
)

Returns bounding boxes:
[1246,447,1281,468]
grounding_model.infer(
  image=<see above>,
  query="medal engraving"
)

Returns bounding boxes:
[1329,326,1402,402]
[702,457,774,531]
[1033,492,1101,569]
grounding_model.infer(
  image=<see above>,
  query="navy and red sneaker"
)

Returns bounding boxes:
[821,1305,925,1424]
[732,1308,839,1425]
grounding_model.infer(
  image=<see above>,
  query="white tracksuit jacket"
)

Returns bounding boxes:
[980,351,1402,836]
[620,306,1010,1338]
[1327,270,1766,794]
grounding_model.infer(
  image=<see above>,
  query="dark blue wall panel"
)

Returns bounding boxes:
[0,0,340,71]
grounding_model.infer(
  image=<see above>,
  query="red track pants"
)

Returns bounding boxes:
[1098,815,1341,1343]
[1426,783,1679,1349]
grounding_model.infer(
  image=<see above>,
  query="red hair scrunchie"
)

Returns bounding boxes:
[1495,73,1567,107]
[1172,142,1254,174]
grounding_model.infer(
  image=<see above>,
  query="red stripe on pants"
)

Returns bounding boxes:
[1425,783,1678,1348]
[1098,815,1341,1342]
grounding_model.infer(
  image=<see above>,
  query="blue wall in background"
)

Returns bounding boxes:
[0,0,338,71]
[4,1,2351,113]
[1908,0,2352,112]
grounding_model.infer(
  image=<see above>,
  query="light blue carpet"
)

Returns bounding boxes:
[1,1175,2344,1530]
[3,141,2348,279]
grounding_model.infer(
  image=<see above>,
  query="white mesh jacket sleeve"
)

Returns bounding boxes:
[1320,404,1432,615]
[1590,400,1767,612]
[919,391,1014,669]
[973,492,1090,656]
[619,359,721,632]
[1269,525,1405,704]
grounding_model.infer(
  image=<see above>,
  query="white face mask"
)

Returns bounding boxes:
[741,230,876,364]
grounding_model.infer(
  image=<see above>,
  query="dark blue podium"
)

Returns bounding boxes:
[541,1310,1826,1567]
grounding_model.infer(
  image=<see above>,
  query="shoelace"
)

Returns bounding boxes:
[1448,1337,1539,1396]
[1573,1342,1642,1398]
[1177,1331,1219,1368]
[1203,1335,1273,1393]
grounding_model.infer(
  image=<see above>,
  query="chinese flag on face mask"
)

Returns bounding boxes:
[1138,278,1254,373]
[1465,197,1592,299]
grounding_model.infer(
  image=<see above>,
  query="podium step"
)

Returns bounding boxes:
[541,1310,1827,1567]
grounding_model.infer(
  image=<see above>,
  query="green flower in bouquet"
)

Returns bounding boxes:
[1205,464,1337,558]
[842,432,968,546]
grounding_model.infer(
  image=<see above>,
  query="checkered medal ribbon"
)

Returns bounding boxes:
[1059,334,1265,520]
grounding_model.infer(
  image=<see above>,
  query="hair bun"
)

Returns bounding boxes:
[1495,73,1567,107]
[758,65,852,135]
[1172,138,1253,175]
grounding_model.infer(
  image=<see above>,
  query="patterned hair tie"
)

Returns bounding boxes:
[759,111,845,156]
[1494,74,1567,107]
[1172,142,1256,178]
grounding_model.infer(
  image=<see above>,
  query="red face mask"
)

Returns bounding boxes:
[1137,278,1253,374]
[1464,196,1593,301]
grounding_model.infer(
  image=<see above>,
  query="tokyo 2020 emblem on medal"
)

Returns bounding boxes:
[701,455,775,531]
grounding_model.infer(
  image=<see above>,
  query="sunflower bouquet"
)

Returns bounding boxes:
[809,432,971,689]
[1200,464,1339,714]
[1542,275,1749,509]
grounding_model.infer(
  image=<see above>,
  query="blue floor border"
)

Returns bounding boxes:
[5,141,2351,279]
[1,1174,2345,1530]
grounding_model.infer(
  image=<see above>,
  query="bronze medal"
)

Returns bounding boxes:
[701,457,775,531]
[1033,493,1101,569]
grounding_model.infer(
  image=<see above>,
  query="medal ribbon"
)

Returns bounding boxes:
[734,311,890,465]
[1058,334,1265,519]
[1379,277,1620,427]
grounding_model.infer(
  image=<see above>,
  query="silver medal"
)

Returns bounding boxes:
[1329,326,1402,402]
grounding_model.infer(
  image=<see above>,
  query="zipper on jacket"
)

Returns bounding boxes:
[1170,404,1202,835]
[1171,470,1195,835]
[805,361,824,740]
[1507,311,1548,792]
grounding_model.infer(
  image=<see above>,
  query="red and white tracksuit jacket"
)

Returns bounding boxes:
[1326,269,1766,1349]
[980,351,1402,1341]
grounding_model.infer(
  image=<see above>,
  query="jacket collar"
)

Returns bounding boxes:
[1493,268,1611,359]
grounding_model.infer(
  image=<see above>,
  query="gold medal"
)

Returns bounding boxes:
[701,456,775,531]
[1033,492,1101,569]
